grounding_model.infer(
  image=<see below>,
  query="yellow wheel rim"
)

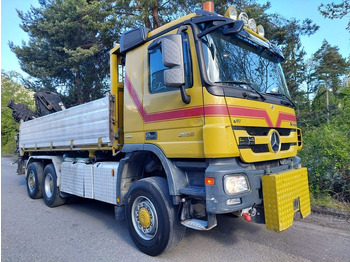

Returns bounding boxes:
[138,207,151,228]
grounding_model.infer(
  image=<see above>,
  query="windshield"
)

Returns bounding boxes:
[201,28,291,98]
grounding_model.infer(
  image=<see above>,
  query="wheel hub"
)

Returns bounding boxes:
[131,196,158,240]
[44,173,54,198]
[138,207,151,228]
[28,171,35,192]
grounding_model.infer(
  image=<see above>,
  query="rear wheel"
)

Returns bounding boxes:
[26,162,44,199]
[125,177,185,256]
[42,164,66,207]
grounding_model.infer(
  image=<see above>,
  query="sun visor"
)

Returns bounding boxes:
[120,27,150,53]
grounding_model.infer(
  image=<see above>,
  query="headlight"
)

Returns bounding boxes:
[224,175,249,194]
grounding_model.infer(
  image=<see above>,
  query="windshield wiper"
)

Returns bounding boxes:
[266,93,295,108]
[215,81,266,101]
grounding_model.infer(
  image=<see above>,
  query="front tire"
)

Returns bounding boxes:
[26,162,44,199]
[125,177,185,256]
[42,164,66,207]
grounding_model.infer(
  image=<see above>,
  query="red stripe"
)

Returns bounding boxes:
[276,113,296,127]
[125,74,295,127]
[125,75,147,120]
[228,106,274,127]
[205,104,229,116]
[126,74,205,122]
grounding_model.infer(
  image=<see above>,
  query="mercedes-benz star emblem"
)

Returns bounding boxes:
[270,130,281,153]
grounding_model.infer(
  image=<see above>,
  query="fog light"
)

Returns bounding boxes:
[227,198,241,205]
[248,18,257,32]
[257,25,265,37]
[238,12,249,27]
[224,6,238,20]
[224,175,249,194]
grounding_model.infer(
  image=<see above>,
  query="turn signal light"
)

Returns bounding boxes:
[205,177,215,185]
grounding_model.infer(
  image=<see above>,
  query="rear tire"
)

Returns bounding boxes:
[42,164,66,207]
[26,162,44,199]
[125,177,185,256]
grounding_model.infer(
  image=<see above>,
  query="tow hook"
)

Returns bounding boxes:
[241,207,257,223]
[242,212,251,222]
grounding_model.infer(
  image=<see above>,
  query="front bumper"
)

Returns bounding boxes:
[204,157,310,231]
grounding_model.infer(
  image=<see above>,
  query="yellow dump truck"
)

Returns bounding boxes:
[17,3,310,256]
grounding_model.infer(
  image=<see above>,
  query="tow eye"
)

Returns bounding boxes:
[242,212,251,222]
[241,207,257,222]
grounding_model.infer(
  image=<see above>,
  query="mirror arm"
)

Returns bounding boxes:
[180,85,191,104]
[177,26,191,104]
[177,25,188,34]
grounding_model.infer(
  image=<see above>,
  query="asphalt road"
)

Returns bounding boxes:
[2,157,350,261]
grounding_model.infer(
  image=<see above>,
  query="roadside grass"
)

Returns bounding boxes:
[311,194,350,213]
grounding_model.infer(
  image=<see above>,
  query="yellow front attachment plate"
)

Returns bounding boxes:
[262,167,311,232]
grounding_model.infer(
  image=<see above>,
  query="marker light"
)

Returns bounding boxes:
[224,6,238,20]
[248,18,257,32]
[257,25,265,37]
[238,12,249,27]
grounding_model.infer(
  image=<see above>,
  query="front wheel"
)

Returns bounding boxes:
[42,164,66,207]
[125,177,185,256]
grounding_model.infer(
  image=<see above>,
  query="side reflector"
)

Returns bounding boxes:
[205,177,215,185]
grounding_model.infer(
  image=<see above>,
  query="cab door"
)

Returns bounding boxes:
[142,27,204,158]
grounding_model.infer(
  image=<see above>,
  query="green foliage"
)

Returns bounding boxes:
[1,71,35,155]
[311,40,349,96]
[299,87,350,201]
[319,0,350,32]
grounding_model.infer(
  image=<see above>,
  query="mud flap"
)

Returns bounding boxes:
[262,167,311,232]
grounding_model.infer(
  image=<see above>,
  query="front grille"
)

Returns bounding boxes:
[240,126,294,137]
[234,126,297,153]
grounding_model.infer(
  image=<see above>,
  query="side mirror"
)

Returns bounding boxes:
[148,32,191,104]
[162,35,185,88]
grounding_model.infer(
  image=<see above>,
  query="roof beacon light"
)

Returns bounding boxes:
[203,1,214,12]
[257,24,265,38]
[225,6,238,20]
[238,12,249,27]
[248,18,257,32]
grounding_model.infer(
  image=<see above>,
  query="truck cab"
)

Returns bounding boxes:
[110,6,310,228]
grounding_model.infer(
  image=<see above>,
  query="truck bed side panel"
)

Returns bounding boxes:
[19,96,111,151]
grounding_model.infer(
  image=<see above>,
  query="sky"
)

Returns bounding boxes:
[1,0,349,76]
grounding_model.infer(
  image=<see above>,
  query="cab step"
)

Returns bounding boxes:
[181,218,217,231]
[179,186,205,198]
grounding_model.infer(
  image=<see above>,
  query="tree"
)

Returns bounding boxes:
[1,71,35,154]
[10,0,118,107]
[312,40,348,97]
[115,0,196,30]
[319,0,350,32]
